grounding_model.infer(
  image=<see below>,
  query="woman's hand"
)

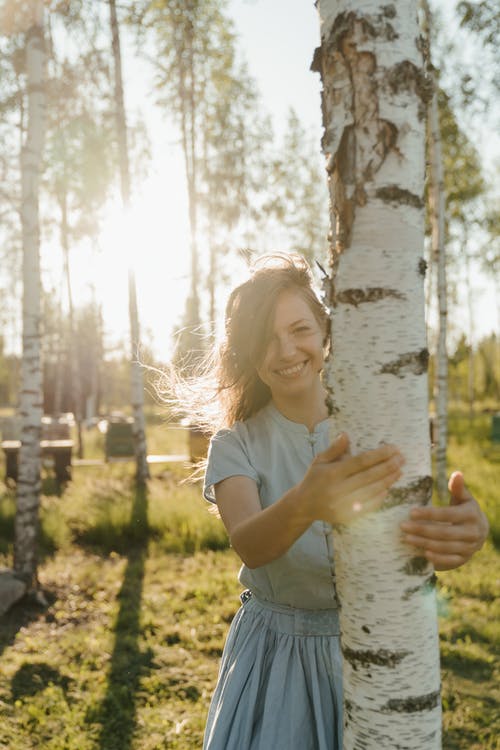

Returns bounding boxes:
[300,433,405,525]
[400,471,489,570]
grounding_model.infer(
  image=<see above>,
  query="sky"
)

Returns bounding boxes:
[45,0,499,362]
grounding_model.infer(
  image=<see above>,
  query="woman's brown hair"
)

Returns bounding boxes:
[160,253,328,435]
[215,253,328,427]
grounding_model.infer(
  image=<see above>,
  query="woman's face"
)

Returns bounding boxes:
[256,289,325,403]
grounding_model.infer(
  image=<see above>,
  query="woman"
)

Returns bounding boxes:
[198,253,488,749]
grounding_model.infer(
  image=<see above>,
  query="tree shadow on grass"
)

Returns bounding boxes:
[0,590,54,660]
[89,482,153,750]
[11,661,72,700]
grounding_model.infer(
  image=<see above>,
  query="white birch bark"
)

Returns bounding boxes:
[60,177,84,458]
[425,6,448,501]
[464,234,475,420]
[313,2,441,747]
[14,0,46,587]
[109,0,149,483]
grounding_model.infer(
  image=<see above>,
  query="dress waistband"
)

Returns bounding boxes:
[240,589,340,637]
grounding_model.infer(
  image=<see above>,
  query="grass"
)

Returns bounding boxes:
[0,412,498,749]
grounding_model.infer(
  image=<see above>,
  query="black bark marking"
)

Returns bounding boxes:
[376,185,424,208]
[336,287,405,307]
[343,646,410,669]
[387,61,432,101]
[418,257,428,277]
[362,624,371,633]
[379,348,429,378]
[381,690,441,713]
[402,556,430,575]
[403,574,436,600]
[382,4,396,18]
[386,60,433,120]
[385,475,433,508]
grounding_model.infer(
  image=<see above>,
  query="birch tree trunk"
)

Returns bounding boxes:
[109,0,149,483]
[313,2,441,747]
[59,174,84,458]
[426,60,448,501]
[463,232,475,420]
[14,0,46,588]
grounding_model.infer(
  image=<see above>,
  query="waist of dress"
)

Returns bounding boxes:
[240,589,340,636]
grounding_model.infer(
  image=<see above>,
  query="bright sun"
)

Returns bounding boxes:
[94,171,192,360]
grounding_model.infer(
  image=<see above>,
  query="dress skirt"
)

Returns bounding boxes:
[203,592,343,750]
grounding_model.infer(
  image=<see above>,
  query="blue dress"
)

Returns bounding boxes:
[203,402,343,749]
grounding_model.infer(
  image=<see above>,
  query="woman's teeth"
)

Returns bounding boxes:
[276,361,306,377]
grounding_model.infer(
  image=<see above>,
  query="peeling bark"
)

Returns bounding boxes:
[315,2,441,747]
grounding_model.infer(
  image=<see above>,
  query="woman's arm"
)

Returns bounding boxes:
[400,471,489,571]
[216,433,404,569]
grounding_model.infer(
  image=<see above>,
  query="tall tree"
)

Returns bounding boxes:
[109,0,149,484]
[200,59,269,332]
[43,7,115,454]
[137,0,260,341]
[313,3,441,747]
[7,0,47,590]
[423,0,448,500]
[0,30,24,354]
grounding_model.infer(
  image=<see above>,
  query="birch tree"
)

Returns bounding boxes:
[10,0,46,588]
[313,3,441,747]
[423,1,447,500]
[108,0,149,484]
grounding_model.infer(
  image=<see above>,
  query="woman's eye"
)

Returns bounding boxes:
[294,326,310,334]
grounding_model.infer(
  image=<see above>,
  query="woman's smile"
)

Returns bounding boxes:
[275,360,308,378]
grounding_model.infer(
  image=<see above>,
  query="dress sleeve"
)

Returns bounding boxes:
[203,426,260,503]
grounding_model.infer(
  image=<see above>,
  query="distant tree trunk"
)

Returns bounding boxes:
[424,0,448,501]
[463,229,475,420]
[52,280,64,415]
[208,229,216,336]
[109,0,149,483]
[313,2,441,748]
[178,23,201,332]
[58,165,84,457]
[14,0,46,589]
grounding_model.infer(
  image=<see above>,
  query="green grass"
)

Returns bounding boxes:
[0,413,498,749]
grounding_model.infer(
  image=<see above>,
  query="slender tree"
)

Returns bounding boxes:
[201,60,269,332]
[423,0,448,500]
[137,0,253,340]
[109,0,149,483]
[313,3,441,747]
[10,0,46,589]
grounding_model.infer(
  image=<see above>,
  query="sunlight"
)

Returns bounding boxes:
[95,171,192,360]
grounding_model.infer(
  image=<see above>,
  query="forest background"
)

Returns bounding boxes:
[0,0,499,414]
[0,2,499,749]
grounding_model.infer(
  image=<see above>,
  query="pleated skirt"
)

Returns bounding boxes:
[203,592,343,750]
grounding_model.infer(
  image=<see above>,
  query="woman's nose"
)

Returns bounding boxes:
[276,332,297,358]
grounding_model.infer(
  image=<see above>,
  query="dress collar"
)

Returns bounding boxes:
[265,401,331,436]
